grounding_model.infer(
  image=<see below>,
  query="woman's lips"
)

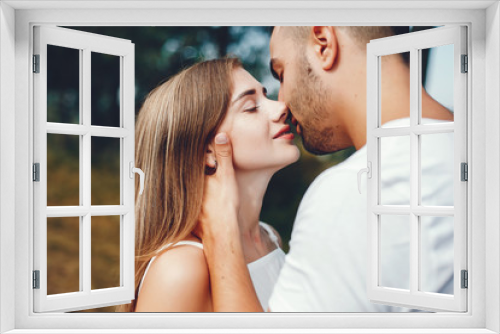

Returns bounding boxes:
[274,124,294,140]
[276,133,295,140]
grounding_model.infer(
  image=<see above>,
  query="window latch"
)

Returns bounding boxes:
[357,161,372,194]
[129,162,145,195]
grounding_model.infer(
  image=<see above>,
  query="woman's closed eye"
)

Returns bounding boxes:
[244,104,260,112]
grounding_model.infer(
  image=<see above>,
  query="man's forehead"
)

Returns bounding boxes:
[272,26,284,35]
[270,28,290,56]
[270,26,285,44]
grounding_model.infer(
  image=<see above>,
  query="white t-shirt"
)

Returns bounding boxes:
[269,118,454,312]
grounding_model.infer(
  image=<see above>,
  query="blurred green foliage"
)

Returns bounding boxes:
[47,26,355,312]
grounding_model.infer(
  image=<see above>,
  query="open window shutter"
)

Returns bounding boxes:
[365,26,467,312]
[33,26,136,312]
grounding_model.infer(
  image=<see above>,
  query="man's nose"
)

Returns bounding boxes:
[278,88,284,102]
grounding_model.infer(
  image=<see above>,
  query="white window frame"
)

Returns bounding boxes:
[366,26,467,312]
[0,1,499,333]
[33,25,136,312]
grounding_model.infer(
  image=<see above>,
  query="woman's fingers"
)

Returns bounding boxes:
[197,132,239,241]
[212,132,238,209]
[213,133,234,176]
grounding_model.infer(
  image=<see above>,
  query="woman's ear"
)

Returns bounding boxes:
[311,26,337,71]
[205,144,217,168]
[204,144,217,175]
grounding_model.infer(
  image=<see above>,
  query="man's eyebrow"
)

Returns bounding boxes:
[231,87,267,104]
[270,58,280,80]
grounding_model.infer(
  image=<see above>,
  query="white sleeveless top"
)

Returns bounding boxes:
[138,222,286,311]
[247,223,286,311]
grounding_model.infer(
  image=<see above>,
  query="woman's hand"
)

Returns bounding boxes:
[196,133,240,242]
[195,133,263,312]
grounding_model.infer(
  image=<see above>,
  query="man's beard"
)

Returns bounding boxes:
[300,125,336,156]
[291,56,340,155]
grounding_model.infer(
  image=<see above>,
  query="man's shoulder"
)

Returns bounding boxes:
[293,148,368,233]
[306,147,367,194]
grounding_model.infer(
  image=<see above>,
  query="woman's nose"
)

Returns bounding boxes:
[273,101,289,123]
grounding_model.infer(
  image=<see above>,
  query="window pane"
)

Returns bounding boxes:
[91,137,120,205]
[380,215,410,290]
[91,52,121,127]
[420,216,454,295]
[420,132,454,206]
[47,134,80,206]
[47,45,80,124]
[421,44,454,124]
[47,217,80,295]
[380,136,410,205]
[380,52,410,128]
[91,216,121,290]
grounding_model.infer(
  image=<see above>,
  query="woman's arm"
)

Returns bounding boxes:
[197,133,263,312]
[135,245,212,312]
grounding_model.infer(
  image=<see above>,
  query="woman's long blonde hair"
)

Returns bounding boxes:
[118,58,241,312]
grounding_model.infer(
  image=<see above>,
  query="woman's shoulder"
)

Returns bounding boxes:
[136,239,211,312]
[153,240,206,278]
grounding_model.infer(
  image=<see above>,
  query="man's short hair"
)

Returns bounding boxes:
[277,26,410,46]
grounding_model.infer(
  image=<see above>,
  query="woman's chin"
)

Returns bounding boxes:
[288,146,301,164]
[276,150,301,172]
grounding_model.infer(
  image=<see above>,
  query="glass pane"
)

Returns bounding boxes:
[380,52,410,128]
[91,216,121,290]
[47,217,80,295]
[420,132,454,206]
[47,45,80,124]
[91,137,120,205]
[420,216,454,295]
[421,44,454,124]
[380,215,410,290]
[380,136,410,205]
[47,134,80,206]
[91,52,121,127]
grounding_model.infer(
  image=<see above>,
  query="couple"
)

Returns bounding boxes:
[125,26,454,312]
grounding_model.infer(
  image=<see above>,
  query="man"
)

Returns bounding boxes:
[199,26,454,312]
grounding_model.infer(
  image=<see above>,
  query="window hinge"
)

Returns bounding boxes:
[461,54,468,73]
[461,270,468,289]
[33,270,40,289]
[461,162,468,181]
[33,163,40,182]
[33,54,40,73]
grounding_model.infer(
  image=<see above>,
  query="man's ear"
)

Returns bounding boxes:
[311,26,337,71]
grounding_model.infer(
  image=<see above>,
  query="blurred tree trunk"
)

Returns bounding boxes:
[217,26,230,57]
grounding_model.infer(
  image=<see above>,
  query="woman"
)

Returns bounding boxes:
[123,58,299,312]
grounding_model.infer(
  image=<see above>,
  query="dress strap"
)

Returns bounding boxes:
[259,222,280,248]
[138,240,203,293]
[170,240,204,250]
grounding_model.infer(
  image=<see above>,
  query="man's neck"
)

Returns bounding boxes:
[342,57,452,150]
